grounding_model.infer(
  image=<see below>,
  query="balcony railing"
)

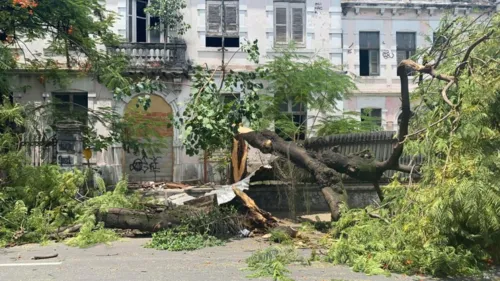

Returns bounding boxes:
[108,41,187,70]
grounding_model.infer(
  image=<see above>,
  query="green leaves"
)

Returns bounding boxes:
[176,41,264,156]
[144,0,191,36]
[327,13,500,277]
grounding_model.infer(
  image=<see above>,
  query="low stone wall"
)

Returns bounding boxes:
[245,184,381,213]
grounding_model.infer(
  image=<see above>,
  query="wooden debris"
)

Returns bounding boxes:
[32,253,58,260]
[164,182,190,189]
[183,194,218,210]
[231,186,278,229]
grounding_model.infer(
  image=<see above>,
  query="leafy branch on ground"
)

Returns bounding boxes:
[146,206,243,251]
[245,245,308,281]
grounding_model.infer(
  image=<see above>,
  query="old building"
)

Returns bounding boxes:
[8,0,498,184]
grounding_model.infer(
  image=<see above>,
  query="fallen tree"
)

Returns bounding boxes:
[237,62,414,220]
[97,206,202,232]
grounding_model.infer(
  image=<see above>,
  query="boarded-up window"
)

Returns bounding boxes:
[206,1,239,47]
[396,32,416,75]
[359,32,380,76]
[274,1,305,46]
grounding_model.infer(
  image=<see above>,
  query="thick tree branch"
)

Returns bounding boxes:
[400,60,455,83]
[454,30,493,78]
[379,62,411,171]
[238,128,345,220]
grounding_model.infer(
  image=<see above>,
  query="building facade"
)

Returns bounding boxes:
[9,0,498,183]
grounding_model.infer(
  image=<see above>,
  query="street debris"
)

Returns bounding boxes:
[32,253,58,260]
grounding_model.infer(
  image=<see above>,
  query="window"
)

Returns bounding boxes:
[361,108,382,127]
[127,0,161,43]
[220,93,240,110]
[276,99,307,141]
[396,32,416,75]
[359,32,380,76]
[206,1,239,47]
[52,92,88,124]
[274,1,306,46]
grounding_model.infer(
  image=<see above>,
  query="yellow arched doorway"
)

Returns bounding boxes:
[124,94,174,182]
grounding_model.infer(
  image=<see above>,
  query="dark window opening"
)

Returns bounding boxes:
[136,18,147,42]
[52,93,89,124]
[359,32,379,76]
[361,108,382,127]
[205,36,240,48]
[359,50,370,76]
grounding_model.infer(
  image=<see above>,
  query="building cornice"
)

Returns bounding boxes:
[341,0,496,16]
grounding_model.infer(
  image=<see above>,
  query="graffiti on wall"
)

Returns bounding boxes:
[314,2,322,13]
[130,155,161,179]
[382,49,395,59]
[58,155,73,165]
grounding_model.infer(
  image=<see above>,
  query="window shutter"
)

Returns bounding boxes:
[207,3,222,34]
[275,7,288,44]
[224,3,239,36]
[396,50,406,65]
[369,50,379,75]
[291,7,304,43]
[360,32,379,49]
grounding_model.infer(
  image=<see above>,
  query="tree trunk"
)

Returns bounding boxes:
[96,206,202,232]
[238,129,346,221]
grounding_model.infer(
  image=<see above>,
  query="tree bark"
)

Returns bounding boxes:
[96,206,202,232]
[238,129,346,221]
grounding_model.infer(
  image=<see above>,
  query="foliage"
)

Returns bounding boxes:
[147,229,224,251]
[0,104,143,248]
[176,40,263,156]
[146,206,241,251]
[327,13,500,277]
[144,0,190,37]
[246,245,306,281]
[314,111,382,137]
[269,229,292,244]
[258,45,357,140]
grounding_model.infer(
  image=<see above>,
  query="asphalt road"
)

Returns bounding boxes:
[1,238,498,281]
[0,237,421,281]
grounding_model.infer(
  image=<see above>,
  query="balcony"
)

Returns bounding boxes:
[108,40,187,72]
